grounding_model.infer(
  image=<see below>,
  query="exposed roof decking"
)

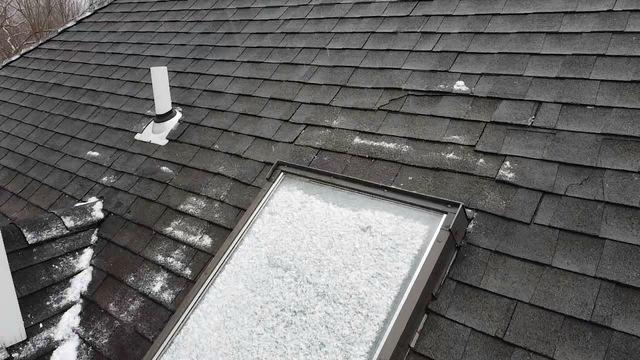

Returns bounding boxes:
[0,0,640,359]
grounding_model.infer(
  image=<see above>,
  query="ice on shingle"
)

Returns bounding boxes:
[160,175,444,360]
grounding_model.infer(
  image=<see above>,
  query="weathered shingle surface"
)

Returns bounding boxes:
[1,0,640,359]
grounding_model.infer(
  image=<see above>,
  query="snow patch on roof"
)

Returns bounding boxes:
[442,151,462,160]
[178,196,206,216]
[163,218,211,249]
[61,198,104,229]
[197,234,215,248]
[107,297,143,322]
[453,80,470,92]
[90,201,104,221]
[50,333,80,360]
[352,136,411,152]
[65,267,93,304]
[100,174,118,184]
[130,270,177,305]
[51,303,83,360]
[53,303,82,342]
[47,250,93,308]
[160,166,174,174]
[86,151,100,157]
[155,248,193,277]
[443,135,464,142]
[75,248,93,271]
[498,161,516,181]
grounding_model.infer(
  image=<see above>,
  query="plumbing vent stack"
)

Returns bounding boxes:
[151,66,175,124]
[134,66,182,145]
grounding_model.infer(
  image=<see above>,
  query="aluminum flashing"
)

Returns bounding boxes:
[146,164,466,360]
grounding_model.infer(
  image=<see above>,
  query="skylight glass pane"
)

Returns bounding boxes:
[159,174,446,359]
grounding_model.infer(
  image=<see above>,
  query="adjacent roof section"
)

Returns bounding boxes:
[0,0,639,359]
[2,198,104,360]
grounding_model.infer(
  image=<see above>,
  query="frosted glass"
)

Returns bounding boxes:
[160,174,445,360]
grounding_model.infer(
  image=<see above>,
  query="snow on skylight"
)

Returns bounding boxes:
[159,175,444,359]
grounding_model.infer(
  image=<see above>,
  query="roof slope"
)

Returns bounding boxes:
[2,198,104,359]
[0,0,639,359]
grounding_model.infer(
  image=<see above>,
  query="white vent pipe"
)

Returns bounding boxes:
[150,66,173,116]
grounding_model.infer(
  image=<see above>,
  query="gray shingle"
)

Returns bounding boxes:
[561,12,629,32]
[445,282,516,337]
[504,303,564,357]
[535,195,604,235]
[553,164,604,202]
[496,157,558,192]
[592,282,640,337]
[414,313,471,360]
[600,204,640,245]
[606,332,640,360]
[462,331,515,360]
[294,84,340,104]
[597,138,640,172]
[480,252,544,302]
[530,267,601,320]
[331,87,383,109]
[552,231,604,276]
[448,244,490,286]
[403,52,457,71]
[554,318,611,360]
[597,240,640,288]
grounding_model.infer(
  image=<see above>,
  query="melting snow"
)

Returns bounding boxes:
[75,248,93,271]
[63,198,104,229]
[90,201,104,221]
[53,304,82,342]
[155,247,192,277]
[163,219,211,249]
[100,175,118,184]
[86,151,100,157]
[65,268,93,304]
[498,161,516,180]
[453,80,470,92]
[178,197,207,216]
[160,166,174,174]
[466,217,477,233]
[442,152,462,160]
[107,297,143,322]
[443,135,464,142]
[352,136,411,152]
[50,333,80,360]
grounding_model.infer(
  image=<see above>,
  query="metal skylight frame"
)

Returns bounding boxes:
[145,162,468,360]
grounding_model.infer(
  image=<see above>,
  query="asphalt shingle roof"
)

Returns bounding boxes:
[1,0,640,359]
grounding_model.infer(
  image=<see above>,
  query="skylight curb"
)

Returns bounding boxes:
[145,162,469,360]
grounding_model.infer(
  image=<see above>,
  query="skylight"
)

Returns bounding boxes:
[147,165,467,360]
